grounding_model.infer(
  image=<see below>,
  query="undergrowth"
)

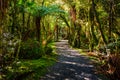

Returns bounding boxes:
[5,54,57,80]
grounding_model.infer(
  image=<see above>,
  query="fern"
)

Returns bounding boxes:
[25,3,65,17]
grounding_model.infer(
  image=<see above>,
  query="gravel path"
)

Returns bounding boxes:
[40,40,105,80]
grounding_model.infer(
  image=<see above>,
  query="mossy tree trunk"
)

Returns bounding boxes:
[69,5,81,48]
[91,0,107,44]
[88,2,98,51]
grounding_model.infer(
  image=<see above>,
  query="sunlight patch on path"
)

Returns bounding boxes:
[40,40,105,80]
[60,61,94,68]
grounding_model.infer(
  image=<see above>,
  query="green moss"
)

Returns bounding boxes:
[6,55,57,80]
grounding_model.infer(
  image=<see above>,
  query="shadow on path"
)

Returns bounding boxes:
[40,40,105,80]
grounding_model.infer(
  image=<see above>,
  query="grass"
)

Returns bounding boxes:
[23,55,57,80]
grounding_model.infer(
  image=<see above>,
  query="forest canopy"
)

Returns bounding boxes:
[0,0,120,80]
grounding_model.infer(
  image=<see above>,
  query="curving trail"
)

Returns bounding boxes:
[40,40,106,80]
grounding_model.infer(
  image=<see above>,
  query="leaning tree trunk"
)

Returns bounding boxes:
[59,15,71,43]
[91,0,107,44]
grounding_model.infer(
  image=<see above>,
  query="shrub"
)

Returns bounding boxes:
[19,40,44,59]
[45,46,53,55]
[98,41,120,55]
[42,37,54,55]
[107,41,120,53]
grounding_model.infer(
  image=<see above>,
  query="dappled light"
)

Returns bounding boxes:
[40,40,104,80]
[1,0,120,80]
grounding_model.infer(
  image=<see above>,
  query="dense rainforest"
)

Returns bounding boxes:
[0,0,120,80]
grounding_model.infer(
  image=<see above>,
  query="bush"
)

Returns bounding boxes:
[98,39,120,54]
[42,38,54,55]
[45,46,53,55]
[19,40,44,59]
[107,41,120,53]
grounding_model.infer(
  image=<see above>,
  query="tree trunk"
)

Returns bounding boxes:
[77,25,81,48]
[92,0,107,44]
[69,5,78,47]
[22,11,25,28]
[11,0,17,34]
[27,14,30,28]
[59,15,71,43]
[55,25,59,41]
[35,17,41,42]
[88,0,99,51]
[108,0,114,43]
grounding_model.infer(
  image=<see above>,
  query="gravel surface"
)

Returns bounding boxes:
[40,40,106,80]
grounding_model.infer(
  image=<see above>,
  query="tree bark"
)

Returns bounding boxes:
[108,0,114,43]
[92,0,107,44]
[11,0,17,34]
[35,17,41,42]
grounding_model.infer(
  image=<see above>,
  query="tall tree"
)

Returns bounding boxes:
[91,0,107,44]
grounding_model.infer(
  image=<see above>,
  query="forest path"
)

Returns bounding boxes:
[40,40,104,80]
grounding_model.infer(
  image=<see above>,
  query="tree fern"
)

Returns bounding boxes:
[25,3,65,17]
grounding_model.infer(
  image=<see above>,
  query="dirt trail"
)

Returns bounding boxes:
[41,40,106,80]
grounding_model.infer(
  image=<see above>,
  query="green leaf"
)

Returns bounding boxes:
[25,4,65,17]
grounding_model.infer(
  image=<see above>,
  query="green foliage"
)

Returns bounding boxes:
[1,0,120,79]
[98,39,120,54]
[19,40,44,59]
[5,55,57,80]
[107,41,120,49]
[44,43,54,55]
[25,2,65,17]
[107,39,120,53]
[19,39,55,59]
